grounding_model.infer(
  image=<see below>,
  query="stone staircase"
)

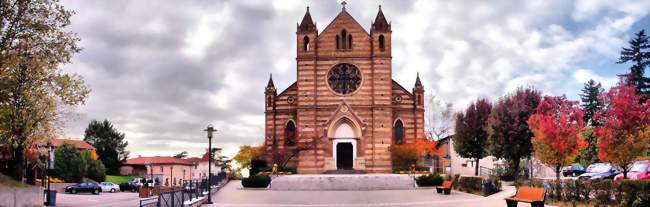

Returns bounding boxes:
[269,174,415,191]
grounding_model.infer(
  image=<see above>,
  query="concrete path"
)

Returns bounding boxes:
[204,181,551,207]
[269,174,415,190]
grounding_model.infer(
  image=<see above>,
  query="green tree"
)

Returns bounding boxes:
[85,158,106,182]
[488,87,541,179]
[83,119,129,175]
[0,0,88,182]
[617,29,650,102]
[174,151,188,159]
[53,143,87,183]
[576,80,604,165]
[453,98,492,176]
[580,80,604,126]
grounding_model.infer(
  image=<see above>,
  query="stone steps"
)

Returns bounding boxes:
[269,174,415,191]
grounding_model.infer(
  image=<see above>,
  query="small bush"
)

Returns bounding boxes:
[458,176,483,193]
[415,173,443,187]
[241,175,271,188]
[392,166,430,173]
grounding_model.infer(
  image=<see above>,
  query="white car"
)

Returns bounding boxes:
[99,182,120,193]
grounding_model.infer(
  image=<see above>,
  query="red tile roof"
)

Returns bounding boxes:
[51,138,95,150]
[124,156,193,166]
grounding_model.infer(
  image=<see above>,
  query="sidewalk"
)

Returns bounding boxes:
[203,181,554,207]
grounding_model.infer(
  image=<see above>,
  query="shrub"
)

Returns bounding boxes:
[458,176,483,193]
[513,179,650,206]
[86,160,106,182]
[415,173,443,187]
[250,160,267,176]
[489,176,501,192]
[241,175,271,188]
[392,166,430,173]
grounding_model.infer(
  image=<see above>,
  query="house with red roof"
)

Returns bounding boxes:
[120,156,194,186]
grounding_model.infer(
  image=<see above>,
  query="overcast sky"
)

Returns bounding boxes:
[58,0,650,159]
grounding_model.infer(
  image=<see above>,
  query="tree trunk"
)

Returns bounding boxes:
[475,158,480,176]
[555,165,561,182]
[623,167,628,179]
[512,157,520,180]
[9,147,25,182]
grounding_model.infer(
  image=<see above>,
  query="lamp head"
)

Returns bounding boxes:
[205,124,216,139]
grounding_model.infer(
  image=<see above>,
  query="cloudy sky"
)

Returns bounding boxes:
[58,0,650,158]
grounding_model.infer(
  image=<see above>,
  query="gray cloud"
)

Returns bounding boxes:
[59,0,650,158]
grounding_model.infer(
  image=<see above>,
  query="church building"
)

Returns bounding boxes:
[264,4,426,173]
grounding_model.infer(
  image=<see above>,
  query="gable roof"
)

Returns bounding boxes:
[124,156,193,166]
[392,79,413,96]
[51,138,95,150]
[320,9,369,36]
[277,82,297,97]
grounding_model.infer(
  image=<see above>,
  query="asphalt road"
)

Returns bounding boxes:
[55,191,141,207]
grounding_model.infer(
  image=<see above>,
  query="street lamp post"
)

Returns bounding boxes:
[204,124,216,204]
[45,141,53,206]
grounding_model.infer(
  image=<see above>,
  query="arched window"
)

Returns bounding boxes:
[285,120,296,146]
[336,35,340,49]
[393,119,404,144]
[303,36,310,51]
[348,34,352,49]
[379,35,385,50]
[341,30,347,49]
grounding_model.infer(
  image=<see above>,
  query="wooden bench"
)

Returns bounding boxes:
[435,180,453,195]
[505,187,545,207]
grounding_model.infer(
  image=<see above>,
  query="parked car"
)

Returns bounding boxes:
[99,182,121,193]
[578,163,622,180]
[562,164,586,177]
[614,160,650,180]
[65,182,102,194]
[119,182,139,192]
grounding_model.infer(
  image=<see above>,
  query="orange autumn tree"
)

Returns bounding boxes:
[390,138,444,168]
[595,83,650,179]
[528,95,586,181]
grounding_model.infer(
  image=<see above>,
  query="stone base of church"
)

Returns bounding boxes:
[268,174,415,190]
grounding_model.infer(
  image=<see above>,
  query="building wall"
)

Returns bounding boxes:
[145,164,193,186]
[264,9,425,174]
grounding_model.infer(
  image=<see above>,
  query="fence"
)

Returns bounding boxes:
[139,172,228,207]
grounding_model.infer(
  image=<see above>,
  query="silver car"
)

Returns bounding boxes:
[99,182,120,193]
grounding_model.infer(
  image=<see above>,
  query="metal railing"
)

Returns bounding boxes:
[139,172,228,207]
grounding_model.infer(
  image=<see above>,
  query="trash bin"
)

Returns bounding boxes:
[44,190,57,206]
[482,179,493,197]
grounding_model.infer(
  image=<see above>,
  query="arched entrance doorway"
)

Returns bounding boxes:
[329,118,359,170]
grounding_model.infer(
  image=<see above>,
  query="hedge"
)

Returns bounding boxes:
[415,173,443,187]
[392,166,430,173]
[458,176,483,193]
[515,179,650,206]
[457,176,501,196]
[241,174,271,188]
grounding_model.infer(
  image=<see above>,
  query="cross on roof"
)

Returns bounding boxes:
[341,1,347,9]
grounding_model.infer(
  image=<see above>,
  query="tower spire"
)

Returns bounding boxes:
[415,72,423,88]
[372,5,390,32]
[298,6,316,32]
[266,73,275,89]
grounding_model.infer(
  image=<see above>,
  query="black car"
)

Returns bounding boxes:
[578,163,622,180]
[65,182,102,194]
[562,164,586,177]
[119,182,139,192]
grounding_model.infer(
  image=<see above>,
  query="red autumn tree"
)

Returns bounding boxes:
[390,139,444,167]
[528,96,586,181]
[595,82,650,179]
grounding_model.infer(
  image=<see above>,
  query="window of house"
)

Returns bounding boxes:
[341,30,347,49]
[348,34,352,49]
[393,119,404,144]
[303,36,310,51]
[285,120,296,146]
[336,35,340,49]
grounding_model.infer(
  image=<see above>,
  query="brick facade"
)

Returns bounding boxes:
[264,6,425,173]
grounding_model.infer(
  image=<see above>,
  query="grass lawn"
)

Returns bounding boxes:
[105,175,137,183]
[0,173,29,188]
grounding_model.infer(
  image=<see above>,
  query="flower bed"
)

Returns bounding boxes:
[515,179,650,206]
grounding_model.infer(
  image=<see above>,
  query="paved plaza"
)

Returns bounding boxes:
[206,180,546,207]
